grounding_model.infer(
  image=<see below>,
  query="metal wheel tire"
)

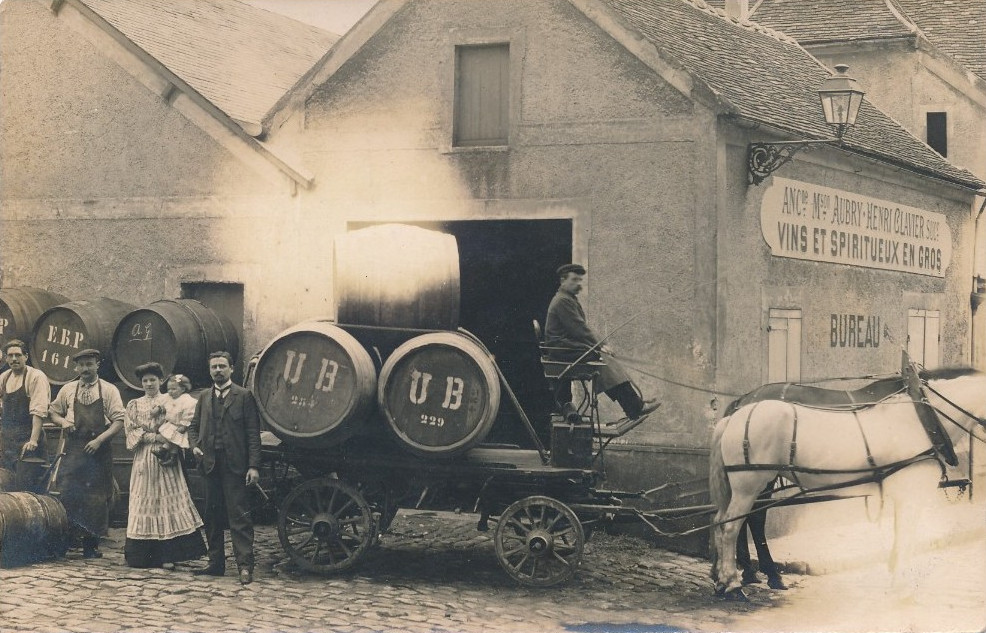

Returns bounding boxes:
[277,477,373,574]
[494,496,585,587]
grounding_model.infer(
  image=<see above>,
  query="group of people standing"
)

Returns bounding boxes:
[0,341,262,585]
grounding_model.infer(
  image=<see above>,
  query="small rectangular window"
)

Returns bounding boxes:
[454,44,509,147]
[926,112,947,157]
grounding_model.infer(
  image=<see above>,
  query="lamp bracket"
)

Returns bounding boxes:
[747,137,841,186]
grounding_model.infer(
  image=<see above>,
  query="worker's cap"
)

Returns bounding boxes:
[71,348,101,362]
[556,263,586,277]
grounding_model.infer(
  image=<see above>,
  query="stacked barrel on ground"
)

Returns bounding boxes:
[253,224,502,458]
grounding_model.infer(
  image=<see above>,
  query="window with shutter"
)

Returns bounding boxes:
[453,44,509,147]
[907,309,941,368]
[767,308,802,383]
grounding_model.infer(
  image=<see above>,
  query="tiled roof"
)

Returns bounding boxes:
[893,0,986,81]
[601,0,984,189]
[81,0,339,130]
[751,0,986,83]
[749,0,916,43]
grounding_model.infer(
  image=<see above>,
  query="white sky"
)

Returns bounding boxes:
[240,0,376,36]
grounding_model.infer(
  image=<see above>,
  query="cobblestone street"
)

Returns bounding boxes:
[2,507,983,633]
[0,509,789,633]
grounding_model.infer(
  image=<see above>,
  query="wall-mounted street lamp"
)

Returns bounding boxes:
[748,64,866,185]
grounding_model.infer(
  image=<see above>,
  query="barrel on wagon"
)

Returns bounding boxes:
[0,287,70,347]
[0,492,69,568]
[378,332,500,457]
[334,224,460,330]
[111,299,240,389]
[30,298,135,385]
[252,321,377,447]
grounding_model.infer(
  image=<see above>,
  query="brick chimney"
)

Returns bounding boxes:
[724,0,749,20]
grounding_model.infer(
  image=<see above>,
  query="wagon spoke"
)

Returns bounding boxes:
[503,543,527,558]
[531,556,540,579]
[327,485,339,513]
[552,551,571,567]
[509,552,531,573]
[337,536,353,558]
[295,533,315,551]
[278,479,373,575]
[544,511,563,531]
[334,497,356,517]
[285,520,313,532]
[506,517,530,536]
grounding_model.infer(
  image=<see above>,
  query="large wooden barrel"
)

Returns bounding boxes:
[0,492,69,568]
[378,332,500,457]
[252,321,377,447]
[30,298,135,385]
[111,299,240,390]
[0,287,70,347]
[334,224,460,330]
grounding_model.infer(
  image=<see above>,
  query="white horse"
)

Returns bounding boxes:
[709,367,986,599]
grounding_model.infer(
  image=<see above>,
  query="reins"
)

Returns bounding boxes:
[635,451,937,538]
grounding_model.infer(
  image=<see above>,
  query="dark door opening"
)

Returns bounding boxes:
[349,219,573,446]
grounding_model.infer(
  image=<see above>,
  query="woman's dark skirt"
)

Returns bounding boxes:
[124,530,207,568]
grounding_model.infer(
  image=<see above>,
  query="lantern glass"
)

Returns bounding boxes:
[818,64,865,130]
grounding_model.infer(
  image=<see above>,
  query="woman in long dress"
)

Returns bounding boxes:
[124,362,206,568]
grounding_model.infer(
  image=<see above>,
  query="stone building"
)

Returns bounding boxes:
[2,0,983,497]
[720,0,986,367]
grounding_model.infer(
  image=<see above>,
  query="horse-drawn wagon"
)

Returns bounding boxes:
[247,318,676,587]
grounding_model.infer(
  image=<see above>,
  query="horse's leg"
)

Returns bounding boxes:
[747,505,786,589]
[886,462,938,594]
[736,520,757,583]
[718,471,772,597]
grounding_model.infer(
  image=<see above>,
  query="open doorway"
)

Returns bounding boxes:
[349,218,573,446]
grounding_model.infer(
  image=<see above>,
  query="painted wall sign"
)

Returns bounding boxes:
[761,177,952,277]
[831,314,882,348]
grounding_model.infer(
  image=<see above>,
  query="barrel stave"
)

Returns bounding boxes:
[378,332,500,457]
[253,321,376,447]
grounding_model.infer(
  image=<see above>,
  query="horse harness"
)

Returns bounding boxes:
[723,395,944,493]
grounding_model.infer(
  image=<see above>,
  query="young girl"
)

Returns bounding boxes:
[154,374,197,466]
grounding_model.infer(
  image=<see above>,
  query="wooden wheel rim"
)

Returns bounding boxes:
[277,478,373,574]
[494,496,585,587]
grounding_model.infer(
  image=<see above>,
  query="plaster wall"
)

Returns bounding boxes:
[0,0,313,357]
[717,137,975,397]
[269,0,722,447]
[808,44,986,181]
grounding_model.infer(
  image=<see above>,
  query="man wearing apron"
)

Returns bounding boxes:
[0,340,51,488]
[48,349,125,558]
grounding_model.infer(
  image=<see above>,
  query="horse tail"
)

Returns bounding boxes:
[708,414,732,579]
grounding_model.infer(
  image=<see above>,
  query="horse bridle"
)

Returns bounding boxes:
[922,380,986,439]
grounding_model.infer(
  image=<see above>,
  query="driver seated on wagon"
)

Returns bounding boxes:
[544,263,659,422]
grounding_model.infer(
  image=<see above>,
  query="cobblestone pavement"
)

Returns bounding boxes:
[0,508,982,633]
[0,509,789,633]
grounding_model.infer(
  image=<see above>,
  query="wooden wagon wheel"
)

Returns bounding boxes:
[277,478,373,574]
[494,496,585,587]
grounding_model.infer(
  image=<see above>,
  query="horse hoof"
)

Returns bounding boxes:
[724,588,750,602]
[767,576,788,590]
[714,584,726,597]
[742,572,762,585]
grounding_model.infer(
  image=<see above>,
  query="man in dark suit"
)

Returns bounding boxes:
[545,264,659,420]
[187,351,262,584]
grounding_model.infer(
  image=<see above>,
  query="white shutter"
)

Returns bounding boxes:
[908,309,926,365]
[767,309,802,382]
[924,310,941,369]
